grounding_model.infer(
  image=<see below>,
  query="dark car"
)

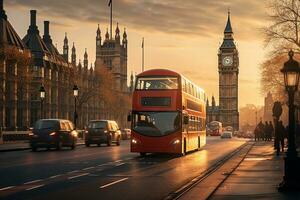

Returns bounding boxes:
[29,119,78,151]
[85,120,121,147]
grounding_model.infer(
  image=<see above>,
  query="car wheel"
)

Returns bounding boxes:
[140,152,146,157]
[107,136,112,146]
[71,142,76,150]
[116,136,121,146]
[31,146,37,152]
[56,141,62,150]
[85,142,90,147]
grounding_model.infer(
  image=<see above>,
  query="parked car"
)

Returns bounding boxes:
[85,120,121,147]
[121,129,131,140]
[29,119,78,151]
[221,131,232,139]
[224,126,233,133]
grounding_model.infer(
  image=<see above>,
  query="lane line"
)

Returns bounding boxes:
[82,166,95,171]
[0,186,15,191]
[49,174,62,179]
[68,173,89,180]
[67,170,79,174]
[24,179,42,185]
[115,159,123,163]
[26,184,44,191]
[99,178,128,189]
[115,162,125,167]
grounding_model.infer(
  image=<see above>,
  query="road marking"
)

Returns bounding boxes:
[99,178,128,189]
[49,174,62,179]
[115,159,123,163]
[82,166,95,171]
[24,179,42,185]
[67,170,79,174]
[0,186,15,191]
[115,162,125,167]
[26,184,44,191]
[68,173,89,180]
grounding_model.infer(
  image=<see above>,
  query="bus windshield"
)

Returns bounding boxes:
[136,76,178,90]
[132,111,180,136]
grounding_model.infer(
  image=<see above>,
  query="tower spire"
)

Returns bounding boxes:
[224,10,233,34]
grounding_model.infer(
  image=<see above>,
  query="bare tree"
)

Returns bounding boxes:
[264,0,300,54]
[261,0,300,100]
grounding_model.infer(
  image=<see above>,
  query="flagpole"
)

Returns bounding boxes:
[142,37,144,72]
[110,0,112,40]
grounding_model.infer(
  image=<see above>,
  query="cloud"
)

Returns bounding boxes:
[5,0,267,40]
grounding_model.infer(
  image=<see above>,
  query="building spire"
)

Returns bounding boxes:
[71,42,76,65]
[224,9,233,34]
[63,32,69,62]
[84,48,88,68]
[0,0,7,20]
[105,28,109,40]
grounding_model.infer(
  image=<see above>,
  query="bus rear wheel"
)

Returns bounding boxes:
[140,152,146,157]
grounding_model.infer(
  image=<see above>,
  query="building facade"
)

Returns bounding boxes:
[0,0,132,130]
[206,12,240,130]
[263,92,274,122]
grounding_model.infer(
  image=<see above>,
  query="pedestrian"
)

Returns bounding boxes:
[257,120,264,141]
[274,120,280,156]
[269,121,274,141]
[254,125,260,141]
[278,121,285,152]
[264,121,269,141]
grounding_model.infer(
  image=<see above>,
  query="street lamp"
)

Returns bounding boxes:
[279,50,300,191]
[73,85,78,129]
[39,85,45,119]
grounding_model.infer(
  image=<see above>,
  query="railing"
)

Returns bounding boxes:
[0,131,29,142]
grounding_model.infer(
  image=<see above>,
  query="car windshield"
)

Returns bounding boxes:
[132,111,180,137]
[136,76,178,90]
[34,120,59,130]
[88,121,106,129]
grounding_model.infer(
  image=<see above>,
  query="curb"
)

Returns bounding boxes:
[0,142,85,153]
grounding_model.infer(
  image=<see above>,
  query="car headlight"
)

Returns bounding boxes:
[104,130,108,134]
[49,132,56,136]
[71,132,78,137]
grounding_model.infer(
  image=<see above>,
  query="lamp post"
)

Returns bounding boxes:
[279,50,300,191]
[73,85,78,129]
[39,86,45,119]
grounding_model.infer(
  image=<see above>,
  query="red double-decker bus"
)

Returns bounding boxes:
[129,69,206,156]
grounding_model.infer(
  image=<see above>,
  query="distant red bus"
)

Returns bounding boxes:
[208,121,222,136]
[129,69,206,156]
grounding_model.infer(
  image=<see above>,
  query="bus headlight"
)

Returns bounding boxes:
[132,139,138,144]
[173,139,180,145]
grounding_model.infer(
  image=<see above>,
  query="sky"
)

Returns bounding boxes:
[4,0,270,108]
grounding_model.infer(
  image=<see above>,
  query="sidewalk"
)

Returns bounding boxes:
[0,138,85,152]
[182,141,300,200]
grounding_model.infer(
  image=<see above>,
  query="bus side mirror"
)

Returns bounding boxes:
[127,114,132,122]
[183,116,189,124]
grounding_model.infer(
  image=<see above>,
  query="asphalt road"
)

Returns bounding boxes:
[0,137,248,200]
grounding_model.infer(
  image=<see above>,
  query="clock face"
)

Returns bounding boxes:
[223,56,233,66]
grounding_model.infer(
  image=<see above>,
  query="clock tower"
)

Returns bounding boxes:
[218,11,239,130]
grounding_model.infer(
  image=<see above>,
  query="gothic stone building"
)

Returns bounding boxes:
[206,12,240,131]
[0,0,131,130]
